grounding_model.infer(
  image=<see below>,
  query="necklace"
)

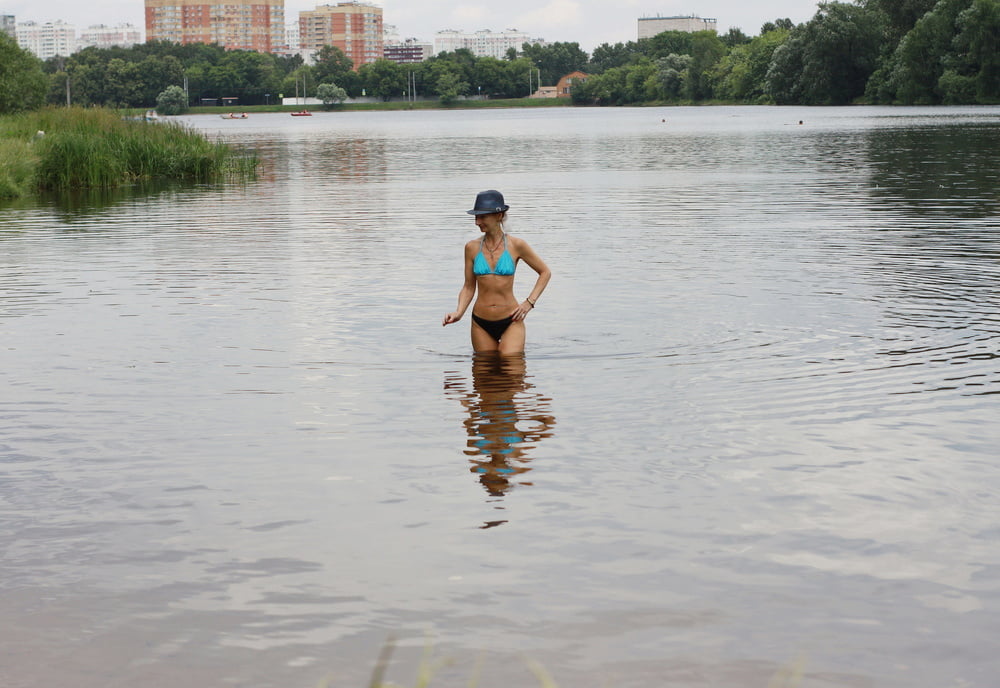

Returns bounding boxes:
[483,233,504,254]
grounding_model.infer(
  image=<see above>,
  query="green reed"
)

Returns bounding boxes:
[0,107,257,198]
[0,139,39,199]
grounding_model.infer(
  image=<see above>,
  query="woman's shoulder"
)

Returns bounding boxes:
[507,234,532,251]
[462,238,481,256]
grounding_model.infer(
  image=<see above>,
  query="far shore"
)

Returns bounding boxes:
[155,97,577,116]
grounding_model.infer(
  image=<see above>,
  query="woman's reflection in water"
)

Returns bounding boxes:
[444,353,556,529]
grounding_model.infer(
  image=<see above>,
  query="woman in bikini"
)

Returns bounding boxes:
[442,190,551,354]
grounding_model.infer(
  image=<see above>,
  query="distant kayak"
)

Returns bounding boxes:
[290,111,312,116]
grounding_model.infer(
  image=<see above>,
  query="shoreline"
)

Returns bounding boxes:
[175,98,576,116]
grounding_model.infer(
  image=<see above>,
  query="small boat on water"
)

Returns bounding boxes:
[221,113,249,119]
[290,110,312,116]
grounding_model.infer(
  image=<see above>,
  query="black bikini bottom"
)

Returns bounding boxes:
[472,314,514,342]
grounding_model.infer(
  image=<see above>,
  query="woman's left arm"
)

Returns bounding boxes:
[511,237,552,321]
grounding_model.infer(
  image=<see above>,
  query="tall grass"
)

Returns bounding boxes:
[0,139,39,199]
[0,107,256,199]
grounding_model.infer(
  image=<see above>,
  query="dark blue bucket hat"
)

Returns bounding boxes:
[467,190,510,215]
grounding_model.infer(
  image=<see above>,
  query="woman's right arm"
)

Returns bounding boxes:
[443,242,477,326]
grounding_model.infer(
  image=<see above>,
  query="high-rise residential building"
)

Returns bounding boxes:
[383,37,431,64]
[145,0,285,53]
[433,28,545,59]
[1,14,16,38]
[16,20,76,59]
[78,23,144,50]
[637,14,718,39]
[382,25,431,64]
[276,21,299,56]
[299,2,382,68]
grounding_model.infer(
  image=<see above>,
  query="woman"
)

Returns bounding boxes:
[442,190,551,354]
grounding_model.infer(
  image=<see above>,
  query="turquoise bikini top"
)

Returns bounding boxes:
[473,234,516,276]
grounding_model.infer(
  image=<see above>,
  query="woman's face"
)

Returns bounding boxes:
[475,212,503,231]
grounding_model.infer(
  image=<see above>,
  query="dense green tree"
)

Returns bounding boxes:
[104,58,143,106]
[641,30,695,59]
[868,0,973,103]
[804,3,885,104]
[136,55,185,105]
[435,71,470,104]
[424,49,477,90]
[213,50,282,102]
[766,32,807,103]
[504,56,541,97]
[311,46,361,96]
[0,32,48,113]
[623,59,658,101]
[760,18,796,33]
[572,65,632,104]
[952,0,1000,102]
[655,54,693,100]
[520,41,589,84]
[358,59,407,101]
[767,2,885,104]
[312,45,353,83]
[863,0,938,40]
[156,85,188,114]
[721,27,751,47]
[714,29,790,101]
[471,56,509,97]
[316,82,348,107]
[588,41,643,72]
[684,31,727,100]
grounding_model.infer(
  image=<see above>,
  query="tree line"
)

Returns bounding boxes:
[574,0,998,105]
[1,0,997,114]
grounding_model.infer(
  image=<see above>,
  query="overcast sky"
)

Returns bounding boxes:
[7,0,823,52]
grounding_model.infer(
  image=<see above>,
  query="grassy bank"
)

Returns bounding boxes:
[0,107,257,200]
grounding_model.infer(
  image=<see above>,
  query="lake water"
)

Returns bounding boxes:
[2,105,999,688]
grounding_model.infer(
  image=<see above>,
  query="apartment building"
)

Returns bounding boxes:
[145,0,285,53]
[16,20,76,59]
[637,14,718,39]
[2,14,15,38]
[433,28,545,59]
[383,38,432,64]
[78,23,144,50]
[299,2,382,68]
[381,24,430,64]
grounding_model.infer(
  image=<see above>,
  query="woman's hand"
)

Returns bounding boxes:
[511,300,534,322]
[443,312,461,326]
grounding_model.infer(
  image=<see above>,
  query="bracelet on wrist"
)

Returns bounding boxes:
[526,298,536,308]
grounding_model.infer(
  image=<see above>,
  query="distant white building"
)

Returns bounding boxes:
[272,21,301,58]
[17,20,76,59]
[433,28,545,59]
[77,23,143,51]
[1,14,16,38]
[637,14,718,39]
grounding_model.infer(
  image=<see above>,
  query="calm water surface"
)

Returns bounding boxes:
[2,106,999,688]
